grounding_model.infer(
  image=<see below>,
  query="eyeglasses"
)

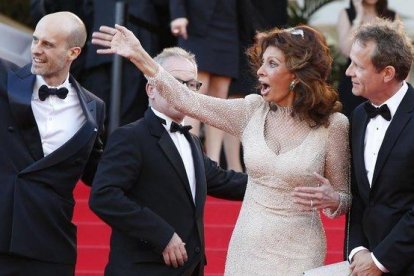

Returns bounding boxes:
[175,78,202,91]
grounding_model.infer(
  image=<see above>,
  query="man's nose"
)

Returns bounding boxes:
[31,42,42,55]
[345,64,353,77]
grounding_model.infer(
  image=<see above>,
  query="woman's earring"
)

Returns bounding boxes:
[289,79,297,91]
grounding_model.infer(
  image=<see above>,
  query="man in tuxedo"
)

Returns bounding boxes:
[0,12,105,275]
[89,47,247,276]
[346,19,414,275]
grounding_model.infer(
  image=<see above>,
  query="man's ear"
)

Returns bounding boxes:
[146,83,155,99]
[68,46,81,61]
[383,65,396,83]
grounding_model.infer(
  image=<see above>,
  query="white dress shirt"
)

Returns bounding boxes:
[349,82,408,272]
[152,108,196,202]
[32,75,86,156]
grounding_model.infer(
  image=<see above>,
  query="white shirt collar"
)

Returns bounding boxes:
[33,74,71,100]
[372,81,408,119]
[151,107,185,131]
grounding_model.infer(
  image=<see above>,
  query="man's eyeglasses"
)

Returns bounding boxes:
[175,78,202,91]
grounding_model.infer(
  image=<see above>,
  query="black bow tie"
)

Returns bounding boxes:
[38,85,69,101]
[364,102,391,121]
[170,121,192,134]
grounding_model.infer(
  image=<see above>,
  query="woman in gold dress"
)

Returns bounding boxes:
[92,24,351,275]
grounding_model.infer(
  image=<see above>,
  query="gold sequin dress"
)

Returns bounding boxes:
[147,67,351,276]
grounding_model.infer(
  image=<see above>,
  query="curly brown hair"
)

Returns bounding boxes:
[247,25,342,127]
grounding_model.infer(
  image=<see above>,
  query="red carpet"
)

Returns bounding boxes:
[74,183,345,275]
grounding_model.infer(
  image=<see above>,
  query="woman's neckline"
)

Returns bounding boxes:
[269,102,293,114]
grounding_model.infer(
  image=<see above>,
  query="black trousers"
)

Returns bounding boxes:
[0,253,74,276]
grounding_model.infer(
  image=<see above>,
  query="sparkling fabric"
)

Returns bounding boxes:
[147,66,351,275]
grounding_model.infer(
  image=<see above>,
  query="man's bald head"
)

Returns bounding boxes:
[37,12,87,49]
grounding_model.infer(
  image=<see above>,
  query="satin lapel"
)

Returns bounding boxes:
[186,133,206,215]
[7,65,44,160]
[351,106,371,191]
[71,76,98,126]
[146,109,195,204]
[372,88,414,186]
[20,78,98,174]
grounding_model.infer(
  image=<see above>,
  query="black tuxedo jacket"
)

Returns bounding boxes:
[90,108,247,276]
[349,83,414,275]
[0,61,105,264]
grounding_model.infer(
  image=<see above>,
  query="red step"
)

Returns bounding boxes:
[76,222,110,245]
[204,200,241,225]
[76,246,109,271]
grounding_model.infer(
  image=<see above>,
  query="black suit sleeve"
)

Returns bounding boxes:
[199,138,247,200]
[81,100,105,185]
[373,207,414,274]
[89,126,174,254]
[169,0,187,20]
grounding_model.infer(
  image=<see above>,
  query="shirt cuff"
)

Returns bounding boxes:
[371,253,389,273]
[349,246,367,261]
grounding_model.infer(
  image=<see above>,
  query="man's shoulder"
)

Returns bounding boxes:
[0,58,19,73]
[1,62,31,80]
[76,83,105,105]
[106,118,150,147]
[115,117,148,135]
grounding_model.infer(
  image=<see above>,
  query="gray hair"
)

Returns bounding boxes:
[353,18,413,81]
[154,47,197,69]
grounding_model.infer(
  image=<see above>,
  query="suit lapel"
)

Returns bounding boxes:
[7,64,44,161]
[146,109,195,205]
[371,86,414,186]
[72,76,98,126]
[186,133,207,215]
[20,77,99,174]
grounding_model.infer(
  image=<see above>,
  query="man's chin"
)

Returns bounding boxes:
[351,89,361,97]
[31,66,44,76]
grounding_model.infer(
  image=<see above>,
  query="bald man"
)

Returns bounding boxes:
[0,12,105,275]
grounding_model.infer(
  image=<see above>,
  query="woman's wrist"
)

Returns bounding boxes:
[330,191,341,210]
[129,46,158,77]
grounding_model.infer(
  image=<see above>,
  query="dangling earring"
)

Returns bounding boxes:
[289,79,298,91]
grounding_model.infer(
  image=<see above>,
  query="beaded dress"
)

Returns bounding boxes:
[147,66,351,276]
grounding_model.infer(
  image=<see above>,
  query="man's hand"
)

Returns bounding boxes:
[162,233,188,268]
[350,250,383,276]
[170,18,188,39]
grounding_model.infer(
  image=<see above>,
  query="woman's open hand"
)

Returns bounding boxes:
[92,24,142,59]
[91,24,158,76]
[292,172,340,211]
